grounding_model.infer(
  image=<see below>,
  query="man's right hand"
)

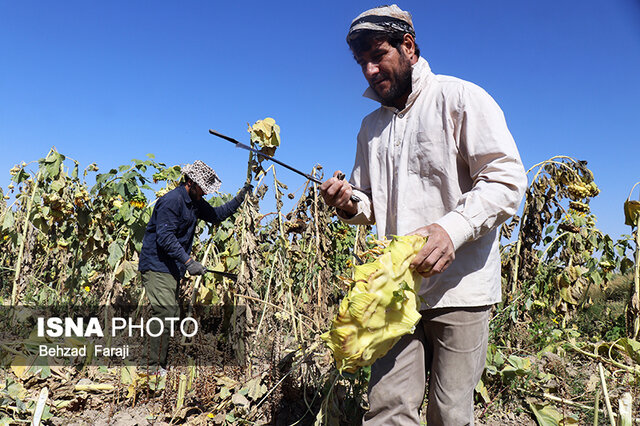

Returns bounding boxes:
[185,258,205,276]
[319,171,358,217]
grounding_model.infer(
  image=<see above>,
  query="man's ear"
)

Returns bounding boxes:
[401,33,417,62]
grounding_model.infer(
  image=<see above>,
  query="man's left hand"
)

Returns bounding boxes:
[238,183,253,199]
[409,224,455,278]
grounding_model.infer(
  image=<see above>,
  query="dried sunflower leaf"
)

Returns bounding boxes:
[624,200,640,226]
[248,117,281,151]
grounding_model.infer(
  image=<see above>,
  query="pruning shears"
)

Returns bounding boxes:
[209,129,363,202]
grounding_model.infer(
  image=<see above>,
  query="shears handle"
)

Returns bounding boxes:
[336,172,361,203]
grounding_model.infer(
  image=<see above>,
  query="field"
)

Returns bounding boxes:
[0,146,639,425]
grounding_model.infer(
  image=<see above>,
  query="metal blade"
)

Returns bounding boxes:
[205,269,238,280]
[209,129,323,185]
[208,129,366,197]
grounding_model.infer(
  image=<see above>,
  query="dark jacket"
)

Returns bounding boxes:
[138,185,241,279]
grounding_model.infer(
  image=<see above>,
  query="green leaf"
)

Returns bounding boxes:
[475,379,490,403]
[41,405,52,421]
[619,338,640,364]
[6,382,27,401]
[77,209,90,228]
[10,355,31,378]
[124,180,138,197]
[107,240,125,269]
[115,181,126,198]
[1,416,15,425]
[115,260,138,286]
[501,355,531,378]
[246,375,267,400]
[390,284,409,308]
[50,180,65,193]
[529,401,575,426]
[485,346,501,366]
[93,226,104,242]
[94,173,109,186]
[42,150,64,180]
[121,364,137,385]
[116,200,131,221]
[219,386,231,399]
[559,286,578,305]
[148,374,166,391]
[2,209,14,232]
[621,258,634,274]
[11,168,30,184]
[508,354,531,371]
[32,362,51,379]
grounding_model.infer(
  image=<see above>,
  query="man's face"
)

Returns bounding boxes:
[188,182,205,201]
[354,39,413,107]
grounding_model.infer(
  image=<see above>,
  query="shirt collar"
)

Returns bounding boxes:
[179,185,194,205]
[363,56,433,114]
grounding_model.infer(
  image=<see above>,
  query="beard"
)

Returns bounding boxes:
[188,184,202,201]
[371,53,413,106]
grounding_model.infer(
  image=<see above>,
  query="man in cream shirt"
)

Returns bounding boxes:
[320,5,527,425]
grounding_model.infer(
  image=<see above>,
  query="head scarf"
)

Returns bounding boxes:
[347,4,415,43]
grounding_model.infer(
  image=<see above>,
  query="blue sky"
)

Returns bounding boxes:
[1,1,639,239]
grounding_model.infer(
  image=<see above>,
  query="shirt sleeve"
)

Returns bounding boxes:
[156,197,191,264]
[338,123,376,226]
[435,83,528,251]
[196,194,242,224]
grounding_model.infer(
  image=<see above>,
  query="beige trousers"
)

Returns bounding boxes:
[362,306,491,426]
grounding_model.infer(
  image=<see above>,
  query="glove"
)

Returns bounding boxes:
[185,258,205,275]
[238,183,253,199]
